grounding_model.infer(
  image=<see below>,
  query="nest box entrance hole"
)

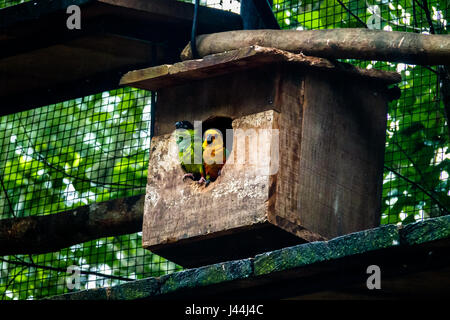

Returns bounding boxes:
[201,116,233,183]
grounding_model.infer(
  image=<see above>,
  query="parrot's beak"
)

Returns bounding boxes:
[175,121,181,129]
[206,134,212,145]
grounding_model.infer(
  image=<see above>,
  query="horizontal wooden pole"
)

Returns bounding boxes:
[121,46,402,94]
[0,195,144,256]
[181,29,450,65]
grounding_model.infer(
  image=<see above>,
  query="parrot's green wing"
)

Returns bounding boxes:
[224,147,230,160]
[176,129,205,179]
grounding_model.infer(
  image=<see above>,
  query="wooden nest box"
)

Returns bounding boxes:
[121,46,401,268]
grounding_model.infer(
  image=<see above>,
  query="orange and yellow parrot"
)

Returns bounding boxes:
[202,128,230,187]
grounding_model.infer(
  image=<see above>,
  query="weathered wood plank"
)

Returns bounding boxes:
[0,34,157,106]
[400,214,450,246]
[47,216,450,300]
[97,0,242,32]
[283,70,388,238]
[0,0,242,38]
[253,224,400,276]
[121,46,401,91]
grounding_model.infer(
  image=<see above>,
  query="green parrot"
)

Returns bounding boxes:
[175,121,206,184]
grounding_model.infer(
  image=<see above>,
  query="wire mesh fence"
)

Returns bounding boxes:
[0,0,27,9]
[0,0,241,301]
[0,87,182,300]
[179,0,241,13]
[0,0,449,300]
[0,88,151,220]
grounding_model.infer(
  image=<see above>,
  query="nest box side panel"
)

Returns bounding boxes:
[153,66,280,136]
[266,70,327,242]
[291,72,387,239]
[142,110,280,251]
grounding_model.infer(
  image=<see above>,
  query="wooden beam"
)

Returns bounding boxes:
[0,66,137,117]
[0,195,144,256]
[181,29,450,65]
[0,0,242,39]
[48,216,450,300]
[0,0,243,114]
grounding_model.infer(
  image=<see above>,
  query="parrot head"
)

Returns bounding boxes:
[203,128,224,149]
[175,121,194,130]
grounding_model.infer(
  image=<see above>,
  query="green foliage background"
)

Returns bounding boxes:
[0,88,182,300]
[0,0,449,299]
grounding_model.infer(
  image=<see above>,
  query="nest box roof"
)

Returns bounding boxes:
[48,214,450,300]
[120,45,402,91]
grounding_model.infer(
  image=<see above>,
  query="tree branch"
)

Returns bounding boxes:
[181,29,450,65]
[0,194,144,256]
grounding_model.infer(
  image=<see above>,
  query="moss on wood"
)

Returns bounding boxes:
[47,215,450,300]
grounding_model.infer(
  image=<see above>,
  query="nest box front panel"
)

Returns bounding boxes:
[143,110,280,252]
